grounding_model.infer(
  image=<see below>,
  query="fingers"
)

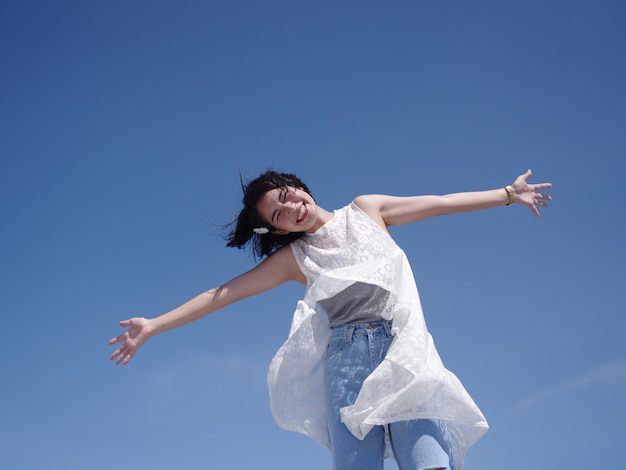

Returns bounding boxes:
[110,344,135,365]
[107,329,130,345]
[524,168,533,181]
[529,193,551,217]
[108,319,132,345]
[517,169,552,192]
[118,345,136,365]
[112,350,129,365]
[110,349,120,362]
[108,333,123,345]
[110,347,122,363]
[534,193,552,203]
[117,349,132,365]
[108,319,134,364]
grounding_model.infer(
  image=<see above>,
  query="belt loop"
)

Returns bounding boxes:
[346,325,355,344]
[383,320,393,337]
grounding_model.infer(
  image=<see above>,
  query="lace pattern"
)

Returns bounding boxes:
[267,202,488,468]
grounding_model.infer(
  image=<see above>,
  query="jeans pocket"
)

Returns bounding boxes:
[325,335,346,360]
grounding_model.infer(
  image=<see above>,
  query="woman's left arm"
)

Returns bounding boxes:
[354,169,552,227]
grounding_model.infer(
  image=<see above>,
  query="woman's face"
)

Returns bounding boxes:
[256,186,319,234]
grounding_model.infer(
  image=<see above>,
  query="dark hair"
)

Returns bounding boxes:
[225,169,313,258]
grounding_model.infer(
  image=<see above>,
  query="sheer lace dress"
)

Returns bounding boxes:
[267,202,488,467]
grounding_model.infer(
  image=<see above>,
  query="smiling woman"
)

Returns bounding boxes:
[225,170,316,258]
[256,186,323,234]
[109,168,552,470]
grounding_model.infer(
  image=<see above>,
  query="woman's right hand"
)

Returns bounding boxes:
[108,317,155,365]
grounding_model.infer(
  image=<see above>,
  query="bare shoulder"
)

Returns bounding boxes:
[352,195,388,231]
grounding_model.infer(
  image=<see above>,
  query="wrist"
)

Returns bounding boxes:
[144,317,161,336]
[504,186,515,206]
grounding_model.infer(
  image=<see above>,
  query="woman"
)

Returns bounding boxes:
[109,168,552,470]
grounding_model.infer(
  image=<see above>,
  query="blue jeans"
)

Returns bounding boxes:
[324,321,453,470]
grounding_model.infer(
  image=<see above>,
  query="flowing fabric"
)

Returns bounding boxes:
[267,202,488,468]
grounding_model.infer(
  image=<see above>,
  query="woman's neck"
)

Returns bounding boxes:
[307,206,334,233]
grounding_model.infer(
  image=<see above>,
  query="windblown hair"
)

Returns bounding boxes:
[225,169,313,258]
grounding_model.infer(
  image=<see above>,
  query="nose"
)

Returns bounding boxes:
[284,201,297,215]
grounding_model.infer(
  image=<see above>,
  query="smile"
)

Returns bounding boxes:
[297,204,308,223]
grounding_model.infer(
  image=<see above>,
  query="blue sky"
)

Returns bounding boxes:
[1,1,624,468]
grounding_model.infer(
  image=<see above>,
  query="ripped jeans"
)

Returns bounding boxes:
[324,321,454,470]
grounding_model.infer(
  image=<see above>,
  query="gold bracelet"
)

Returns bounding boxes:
[505,186,515,206]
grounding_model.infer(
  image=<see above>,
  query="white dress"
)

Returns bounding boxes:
[267,202,488,467]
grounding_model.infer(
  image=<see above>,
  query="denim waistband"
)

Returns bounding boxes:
[330,320,393,343]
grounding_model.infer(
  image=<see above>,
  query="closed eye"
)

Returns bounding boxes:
[278,188,289,220]
[272,188,288,223]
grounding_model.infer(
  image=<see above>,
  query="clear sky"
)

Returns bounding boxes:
[1,1,624,469]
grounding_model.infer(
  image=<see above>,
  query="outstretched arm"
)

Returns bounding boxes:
[108,246,304,365]
[354,169,552,228]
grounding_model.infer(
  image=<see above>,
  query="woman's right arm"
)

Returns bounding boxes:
[108,246,304,365]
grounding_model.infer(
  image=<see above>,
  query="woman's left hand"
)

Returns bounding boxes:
[511,169,553,217]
